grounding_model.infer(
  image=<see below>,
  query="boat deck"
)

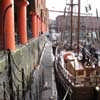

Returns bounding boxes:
[57,50,100,87]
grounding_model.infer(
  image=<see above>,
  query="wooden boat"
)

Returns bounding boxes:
[54,46,100,100]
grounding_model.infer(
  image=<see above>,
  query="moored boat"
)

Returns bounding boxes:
[54,44,100,100]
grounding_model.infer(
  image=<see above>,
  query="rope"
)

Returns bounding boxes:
[63,87,70,100]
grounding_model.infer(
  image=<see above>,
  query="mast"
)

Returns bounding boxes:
[77,0,80,53]
[70,0,73,49]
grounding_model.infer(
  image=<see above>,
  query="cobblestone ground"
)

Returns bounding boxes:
[40,39,57,100]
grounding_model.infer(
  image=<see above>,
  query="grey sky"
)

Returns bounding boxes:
[46,0,100,20]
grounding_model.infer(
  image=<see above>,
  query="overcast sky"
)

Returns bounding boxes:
[46,0,100,20]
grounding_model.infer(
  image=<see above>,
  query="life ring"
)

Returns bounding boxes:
[64,52,72,61]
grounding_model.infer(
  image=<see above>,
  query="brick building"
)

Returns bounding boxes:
[0,0,49,50]
[28,0,49,36]
[56,15,100,33]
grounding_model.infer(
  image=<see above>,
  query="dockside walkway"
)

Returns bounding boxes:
[40,40,58,100]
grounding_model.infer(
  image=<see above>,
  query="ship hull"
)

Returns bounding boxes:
[54,46,100,100]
